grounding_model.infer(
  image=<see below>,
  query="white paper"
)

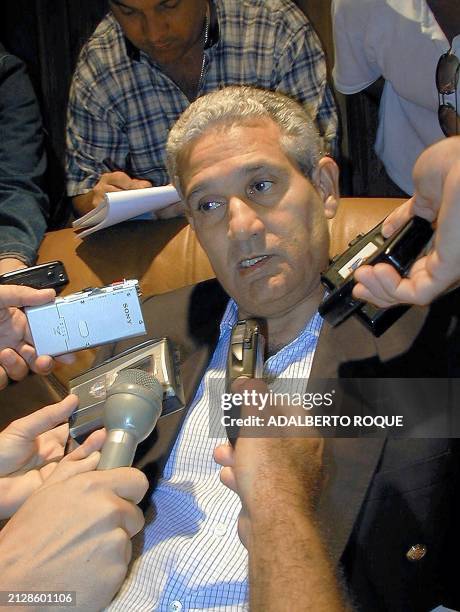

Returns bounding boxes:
[72,185,179,238]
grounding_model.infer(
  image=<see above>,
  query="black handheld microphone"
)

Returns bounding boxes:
[97,369,163,470]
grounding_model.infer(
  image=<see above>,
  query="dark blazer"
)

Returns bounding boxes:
[101,279,460,612]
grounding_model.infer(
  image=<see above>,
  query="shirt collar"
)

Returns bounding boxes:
[219,298,239,335]
[218,298,322,347]
[124,36,140,61]
[122,0,219,64]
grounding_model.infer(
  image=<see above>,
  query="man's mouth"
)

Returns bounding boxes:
[150,40,175,52]
[238,255,271,270]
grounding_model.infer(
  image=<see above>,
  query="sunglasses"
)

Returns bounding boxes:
[436,49,460,137]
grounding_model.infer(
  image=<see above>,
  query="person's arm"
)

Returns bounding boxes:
[248,482,347,611]
[273,13,339,157]
[66,53,152,216]
[215,378,350,611]
[331,0,381,96]
[353,136,460,306]
[0,259,27,275]
[0,47,50,266]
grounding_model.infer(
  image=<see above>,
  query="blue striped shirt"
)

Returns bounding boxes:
[66,0,338,197]
[108,299,322,611]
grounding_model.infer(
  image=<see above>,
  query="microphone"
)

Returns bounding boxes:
[97,368,163,470]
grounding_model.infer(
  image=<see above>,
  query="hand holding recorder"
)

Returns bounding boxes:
[25,279,146,357]
[353,136,460,307]
[0,284,74,389]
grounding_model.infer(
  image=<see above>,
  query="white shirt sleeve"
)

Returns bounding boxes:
[332,0,382,94]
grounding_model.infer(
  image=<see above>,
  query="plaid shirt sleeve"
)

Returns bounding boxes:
[66,55,130,197]
[273,21,339,158]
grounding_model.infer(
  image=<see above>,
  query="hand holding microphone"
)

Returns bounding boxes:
[97,369,163,470]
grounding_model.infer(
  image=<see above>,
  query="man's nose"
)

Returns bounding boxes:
[142,13,165,44]
[228,196,264,241]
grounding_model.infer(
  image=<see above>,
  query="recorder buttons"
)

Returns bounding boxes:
[78,321,90,337]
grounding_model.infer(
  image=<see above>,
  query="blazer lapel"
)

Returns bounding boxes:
[318,438,384,564]
[310,304,432,563]
[309,318,385,564]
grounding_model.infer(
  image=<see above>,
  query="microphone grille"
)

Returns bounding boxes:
[112,368,163,403]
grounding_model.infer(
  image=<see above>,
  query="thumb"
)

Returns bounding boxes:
[0,285,55,310]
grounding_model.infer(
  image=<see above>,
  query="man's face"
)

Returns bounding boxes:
[110,0,207,65]
[180,120,339,319]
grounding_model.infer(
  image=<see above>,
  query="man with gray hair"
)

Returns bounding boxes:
[97,86,459,611]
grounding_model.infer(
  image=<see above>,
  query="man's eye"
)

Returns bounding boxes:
[117,5,135,16]
[198,200,224,213]
[248,181,273,195]
[161,0,180,8]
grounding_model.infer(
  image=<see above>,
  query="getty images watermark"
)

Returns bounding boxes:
[207,378,459,438]
[220,388,404,432]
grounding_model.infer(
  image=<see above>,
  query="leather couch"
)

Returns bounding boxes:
[1,198,403,424]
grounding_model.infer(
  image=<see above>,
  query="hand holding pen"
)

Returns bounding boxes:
[104,157,185,219]
[73,157,153,215]
[93,157,153,202]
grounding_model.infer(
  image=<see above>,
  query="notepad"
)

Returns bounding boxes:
[72,185,180,238]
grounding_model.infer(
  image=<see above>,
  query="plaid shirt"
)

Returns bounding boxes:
[66,0,338,197]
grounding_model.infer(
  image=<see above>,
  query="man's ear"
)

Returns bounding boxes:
[184,203,195,231]
[175,181,195,230]
[312,156,340,219]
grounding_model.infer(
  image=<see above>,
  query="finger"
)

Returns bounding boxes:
[54,353,76,365]
[381,198,414,237]
[30,354,54,374]
[130,179,153,190]
[352,284,393,308]
[43,450,101,485]
[213,442,235,467]
[6,395,79,440]
[0,348,30,381]
[100,171,135,190]
[99,467,149,504]
[125,537,133,565]
[353,265,401,306]
[96,184,123,194]
[0,365,8,390]
[231,377,269,395]
[15,343,53,375]
[115,501,145,538]
[237,513,250,549]
[0,285,55,310]
[74,428,107,456]
[372,263,413,299]
[381,273,440,306]
[219,466,238,493]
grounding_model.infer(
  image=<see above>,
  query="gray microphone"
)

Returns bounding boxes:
[97,369,163,470]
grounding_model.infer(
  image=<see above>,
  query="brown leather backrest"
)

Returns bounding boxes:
[36,197,403,386]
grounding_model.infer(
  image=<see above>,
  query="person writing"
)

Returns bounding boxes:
[67,0,338,216]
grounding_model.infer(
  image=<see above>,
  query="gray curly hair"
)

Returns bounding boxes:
[166,86,324,195]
